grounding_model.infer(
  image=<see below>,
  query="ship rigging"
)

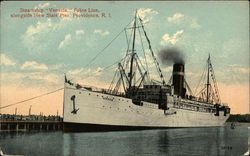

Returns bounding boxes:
[62,11,230,131]
[71,11,229,111]
[195,55,222,105]
[107,11,167,97]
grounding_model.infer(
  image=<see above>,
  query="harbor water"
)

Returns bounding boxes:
[0,123,249,156]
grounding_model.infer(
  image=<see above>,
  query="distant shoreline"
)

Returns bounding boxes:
[226,114,250,123]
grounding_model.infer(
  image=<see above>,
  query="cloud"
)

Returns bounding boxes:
[137,8,158,23]
[21,19,54,52]
[34,2,50,9]
[160,30,184,45]
[23,20,83,51]
[139,51,155,68]
[66,67,110,89]
[231,67,249,74]
[68,68,85,75]
[167,13,201,29]
[58,33,72,49]
[94,29,110,36]
[167,13,184,23]
[93,67,103,76]
[50,64,65,71]
[25,19,53,37]
[222,39,248,58]
[0,54,16,66]
[2,72,61,84]
[1,71,63,115]
[215,65,249,85]
[189,18,201,29]
[22,10,76,53]
[2,60,64,84]
[75,29,85,36]
[1,71,62,90]
[23,8,74,40]
[21,61,48,70]
[29,73,60,84]
[68,67,103,77]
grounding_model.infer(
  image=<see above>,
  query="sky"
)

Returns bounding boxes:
[0,1,249,115]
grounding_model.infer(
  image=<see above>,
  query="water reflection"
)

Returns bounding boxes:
[0,123,248,156]
[63,125,248,156]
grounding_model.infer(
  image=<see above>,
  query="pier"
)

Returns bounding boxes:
[0,114,63,131]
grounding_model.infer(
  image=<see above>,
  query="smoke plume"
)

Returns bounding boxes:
[158,47,185,66]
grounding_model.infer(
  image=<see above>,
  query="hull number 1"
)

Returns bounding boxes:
[71,95,79,114]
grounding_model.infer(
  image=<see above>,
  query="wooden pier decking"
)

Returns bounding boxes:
[0,120,62,131]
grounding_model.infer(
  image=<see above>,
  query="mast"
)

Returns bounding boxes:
[196,54,222,104]
[206,54,210,103]
[138,16,166,85]
[128,11,137,96]
[29,105,32,116]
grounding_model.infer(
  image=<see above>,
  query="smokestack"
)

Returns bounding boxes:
[158,47,187,97]
[172,63,186,98]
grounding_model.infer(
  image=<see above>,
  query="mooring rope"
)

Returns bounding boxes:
[0,88,64,110]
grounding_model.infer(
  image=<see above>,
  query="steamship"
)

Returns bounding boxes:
[63,12,230,132]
